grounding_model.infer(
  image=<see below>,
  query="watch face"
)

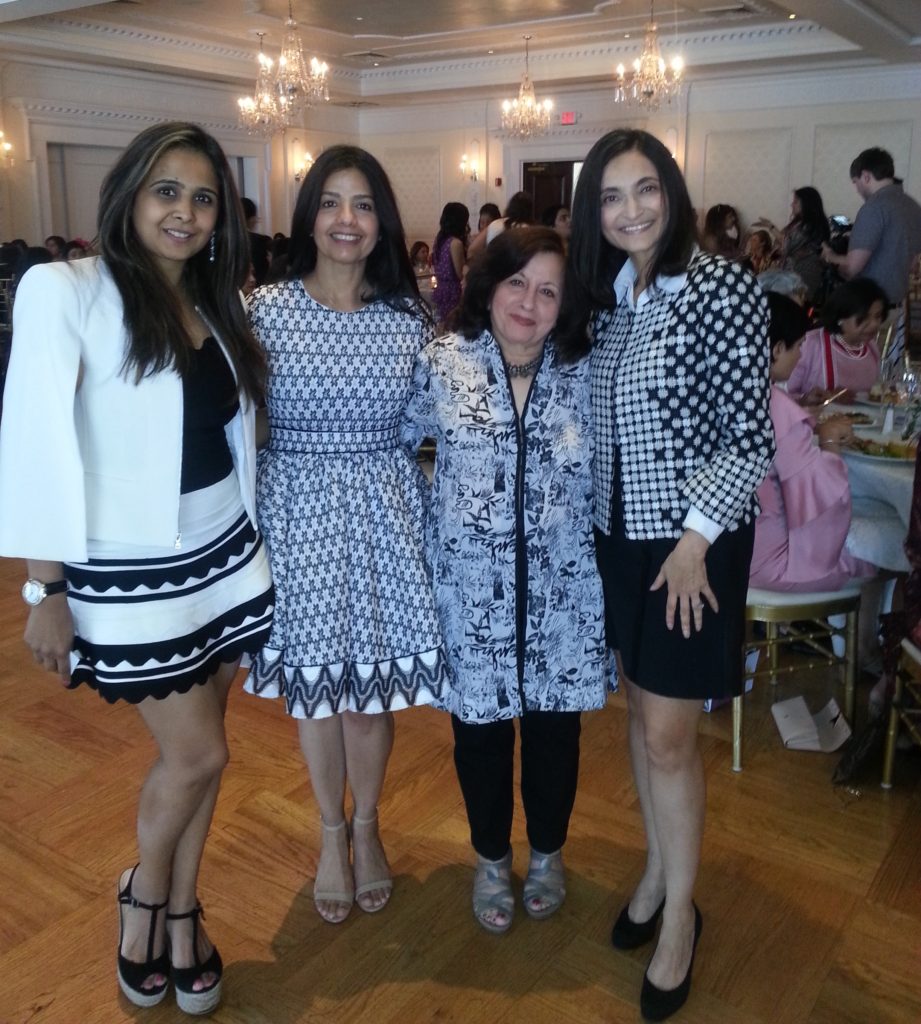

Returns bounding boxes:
[22,580,45,606]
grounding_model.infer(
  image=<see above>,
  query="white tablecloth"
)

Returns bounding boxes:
[840,439,913,572]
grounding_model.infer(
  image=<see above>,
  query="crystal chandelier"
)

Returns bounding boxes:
[613,1,684,111]
[500,36,553,140]
[274,0,329,123]
[238,33,286,137]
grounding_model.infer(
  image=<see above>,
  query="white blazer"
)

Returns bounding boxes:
[0,257,258,562]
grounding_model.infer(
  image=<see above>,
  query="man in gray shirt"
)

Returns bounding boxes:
[822,147,921,305]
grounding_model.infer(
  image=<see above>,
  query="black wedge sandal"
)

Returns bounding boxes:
[167,903,223,1016]
[116,865,170,1008]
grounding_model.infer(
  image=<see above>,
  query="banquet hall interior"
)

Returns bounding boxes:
[0,1,919,1022]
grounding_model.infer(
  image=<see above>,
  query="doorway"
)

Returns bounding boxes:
[522,160,575,220]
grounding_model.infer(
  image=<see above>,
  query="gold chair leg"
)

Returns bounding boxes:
[844,609,858,725]
[767,621,779,687]
[881,671,903,789]
[732,695,742,772]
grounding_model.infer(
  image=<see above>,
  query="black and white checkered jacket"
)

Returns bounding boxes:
[591,251,774,540]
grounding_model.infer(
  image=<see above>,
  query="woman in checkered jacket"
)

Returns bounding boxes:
[568,128,773,1022]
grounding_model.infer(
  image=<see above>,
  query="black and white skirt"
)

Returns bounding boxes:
[64,473,274,704]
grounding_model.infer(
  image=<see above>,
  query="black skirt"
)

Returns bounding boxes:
[595,480,754,701]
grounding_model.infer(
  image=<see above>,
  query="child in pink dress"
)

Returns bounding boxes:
[786,277,889,404]
[751,292,877,591]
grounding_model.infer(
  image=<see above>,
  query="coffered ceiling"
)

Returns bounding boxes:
[0,1,918,105]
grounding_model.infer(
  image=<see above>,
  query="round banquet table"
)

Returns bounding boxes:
[836,418,914,572]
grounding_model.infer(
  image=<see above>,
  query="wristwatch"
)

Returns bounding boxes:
[21,578,68,606]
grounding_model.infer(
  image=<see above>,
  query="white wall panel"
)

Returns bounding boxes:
[813,122,915,221]
[381,146,441,247]
[702,128,793,229]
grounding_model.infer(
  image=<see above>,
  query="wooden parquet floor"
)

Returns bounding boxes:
[1,555,919,1024]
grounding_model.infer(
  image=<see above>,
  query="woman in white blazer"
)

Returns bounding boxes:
[0,122,274,1015]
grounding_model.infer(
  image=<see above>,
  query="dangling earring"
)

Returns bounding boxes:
[209,232,216,263]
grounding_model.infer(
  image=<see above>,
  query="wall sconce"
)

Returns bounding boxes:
[0,131,13,168]
[293,151,313,183]
[292,138,314,183]
[460,139,480,182]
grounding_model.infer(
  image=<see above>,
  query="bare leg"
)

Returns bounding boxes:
[164,661,237,988]
[343,710,394,911]
[123,660,238,993]
[635,689,705,990]
[298,714,352,922]
[623,671,667,922]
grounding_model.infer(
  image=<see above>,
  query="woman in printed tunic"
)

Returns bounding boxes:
[403,227,610,934]
[569,129,773,1021]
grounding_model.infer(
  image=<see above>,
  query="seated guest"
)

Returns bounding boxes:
[786,277,889,403]
[750,292,876,591]
[44,235,66,260]
[65,239,89,261]
[742,229,776,276]
[702,203,742,259]
[409,240,431,272]
[757,268,808,307]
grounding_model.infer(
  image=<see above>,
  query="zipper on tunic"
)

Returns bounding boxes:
[174,531,182,550]
[502,360,539,714]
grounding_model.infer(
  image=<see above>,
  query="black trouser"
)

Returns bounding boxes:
[451,711,582,862]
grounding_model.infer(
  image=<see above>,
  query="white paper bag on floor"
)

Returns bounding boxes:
[771,696,852,752]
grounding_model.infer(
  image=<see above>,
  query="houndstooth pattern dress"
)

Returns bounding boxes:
[244,280,449,718]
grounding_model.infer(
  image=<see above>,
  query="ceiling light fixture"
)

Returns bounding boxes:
[613,0,684,111]
[275,0,330,122]
[238,33,286,137]
[238,5,330,136]
[500,35,553,140]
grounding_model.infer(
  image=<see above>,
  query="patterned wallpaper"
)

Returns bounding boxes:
[702,128,793,231]
[813,121,914,221]
[382,147,442,250]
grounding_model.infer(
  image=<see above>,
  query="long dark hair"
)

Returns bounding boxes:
[568,128,697,310]
[98,121,264,401]
[766,291,811,353]
[787,186,830,243]
[434,201,469,253]
[287,145,426,319]
[454,226,584,362]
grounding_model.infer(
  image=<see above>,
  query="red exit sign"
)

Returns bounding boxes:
[559,111,577,125]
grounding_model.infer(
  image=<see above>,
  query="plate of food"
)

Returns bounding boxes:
[824,410,877,427]
[842,435,917,463]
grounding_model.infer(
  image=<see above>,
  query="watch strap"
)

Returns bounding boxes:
[42,579,69,596]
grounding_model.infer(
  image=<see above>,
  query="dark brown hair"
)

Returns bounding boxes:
[454,226,585,362]
[98,121,265,401]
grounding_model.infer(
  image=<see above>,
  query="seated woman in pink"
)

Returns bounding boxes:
[785,277,888,404]
[751,292,876,591]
